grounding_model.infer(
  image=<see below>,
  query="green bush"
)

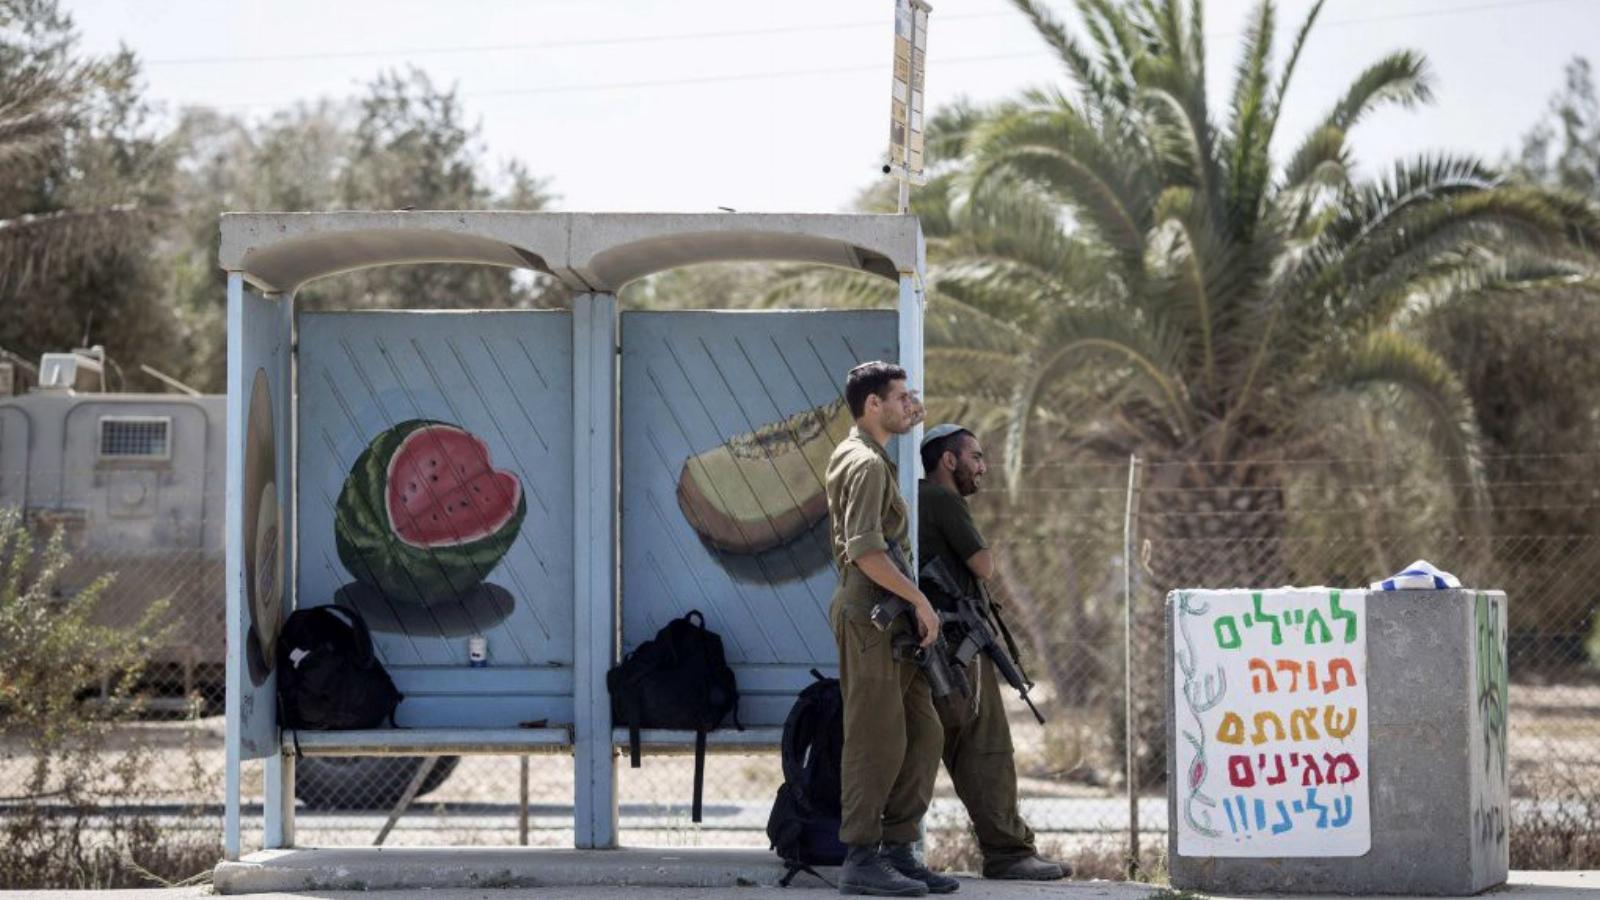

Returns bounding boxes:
[0,507,217,888]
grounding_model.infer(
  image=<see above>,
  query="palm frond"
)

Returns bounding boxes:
[1263,0,1326,147]
[1008,0,1119,104]
[1076,0,1145,105]
[1323,185,1586,330]
[954,174,1087,276]
[1223,1,1275,238]
[1325,50,1433,133]
[924,281,1042,355]
[1281,125,1349,193]
[923,100,1001,168]
[1283,154,1499,297]
[1316,330,1487,515]
[929,258,1069,327]
[0,108,61,167]
[1001,303,1191,497]
[1187,0,1207,98]
[1394,250,1600,326]
[759,265,898,310]
[0,66,88,169]
[1136,73,1219,206]
[1144,197,1220,389]
[0,205,158,297]
[968,105,1154,279]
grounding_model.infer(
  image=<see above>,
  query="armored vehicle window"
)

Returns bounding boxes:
[99,416,171,460]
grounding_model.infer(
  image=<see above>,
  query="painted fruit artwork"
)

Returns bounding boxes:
[243,368,282,686]
[335,419,526,605]
[677,398,850,554]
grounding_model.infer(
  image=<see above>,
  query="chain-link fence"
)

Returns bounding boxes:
[2,454,1597,876]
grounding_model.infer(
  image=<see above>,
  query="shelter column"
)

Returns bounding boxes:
[224,271,244,860]
[572,292,619,848]
[263,290,295,850]
[897,233,926,563]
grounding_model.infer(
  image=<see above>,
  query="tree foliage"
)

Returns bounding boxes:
[0,0,175,383]
[1,3,560,392]
[929,0,1599,568]
[1512,57,1600,200]
[158,68,560,390]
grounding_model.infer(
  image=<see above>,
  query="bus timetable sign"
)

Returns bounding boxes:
[889,0,931,184]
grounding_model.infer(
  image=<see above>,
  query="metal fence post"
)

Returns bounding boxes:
[1123,453,1143,878]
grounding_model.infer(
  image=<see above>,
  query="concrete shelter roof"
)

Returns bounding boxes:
[218,211,922,296]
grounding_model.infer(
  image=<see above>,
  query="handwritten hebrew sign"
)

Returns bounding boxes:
[1174,588,1371,857]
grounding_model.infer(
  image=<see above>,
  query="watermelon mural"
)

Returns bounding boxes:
[335,419,527,605]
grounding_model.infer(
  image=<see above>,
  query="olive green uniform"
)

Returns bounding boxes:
[825,427,943,847]
[919,479,1039,870]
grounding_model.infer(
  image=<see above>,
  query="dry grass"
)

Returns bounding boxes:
[1510,780,1600,869]
[0,812,219,890]
[925,823,1169,883]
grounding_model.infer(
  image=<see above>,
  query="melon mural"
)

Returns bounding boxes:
[676,399,849,579]
[335,419,526,605]
[243,369,283,686]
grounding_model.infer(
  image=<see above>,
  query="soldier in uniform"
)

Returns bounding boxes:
[919,423,1072,881]
[824,361,958,897]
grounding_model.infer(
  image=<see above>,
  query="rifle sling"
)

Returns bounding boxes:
[987,601,1028,674]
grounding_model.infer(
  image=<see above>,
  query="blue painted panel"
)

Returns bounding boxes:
[295,311,574,726]
[385,666,573,696]
[619,310,897,724]
[397,695,574,728]
[228,286,291,761]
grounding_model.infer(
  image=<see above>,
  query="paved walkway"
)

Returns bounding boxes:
[2,864,1595,898]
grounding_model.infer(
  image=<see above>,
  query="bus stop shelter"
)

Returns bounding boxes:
[220,211,926,859]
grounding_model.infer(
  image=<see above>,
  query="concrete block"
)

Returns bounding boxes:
[1167,589,1509,895]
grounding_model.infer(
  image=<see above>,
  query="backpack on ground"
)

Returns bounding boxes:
[766,669,847,887]
[607,609,742,823]
[277,605,403,737]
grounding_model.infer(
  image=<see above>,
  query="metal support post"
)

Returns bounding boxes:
[223,272,244,861]
[573,293,620,848]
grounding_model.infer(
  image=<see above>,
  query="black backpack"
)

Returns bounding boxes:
[607,610,742,823]
[277,605,403,735]
[766,669,847,887]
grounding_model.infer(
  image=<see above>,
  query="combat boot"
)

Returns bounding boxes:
[839,844,929,896]
[983,854,1070,880]
[880,842,960,894]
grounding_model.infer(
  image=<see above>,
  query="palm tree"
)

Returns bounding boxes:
[942,0,1600,588]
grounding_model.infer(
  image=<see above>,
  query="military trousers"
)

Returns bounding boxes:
[832,605,943,847]
[940,654,1038,867]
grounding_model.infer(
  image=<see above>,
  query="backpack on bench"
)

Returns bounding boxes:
[607,609,742,823]
[766,669,847,887]
[277,605,403,735]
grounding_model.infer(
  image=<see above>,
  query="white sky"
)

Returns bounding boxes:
[64,0,1600,214]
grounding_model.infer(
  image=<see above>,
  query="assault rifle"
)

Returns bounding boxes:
[868,543,971,703]
[920,556,1047,725]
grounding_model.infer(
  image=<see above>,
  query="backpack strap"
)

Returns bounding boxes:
[320,605,379,669]
[779,863,836,889]
[691,728,707,823]
[617,662,643,767]
[276,691,303,757]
